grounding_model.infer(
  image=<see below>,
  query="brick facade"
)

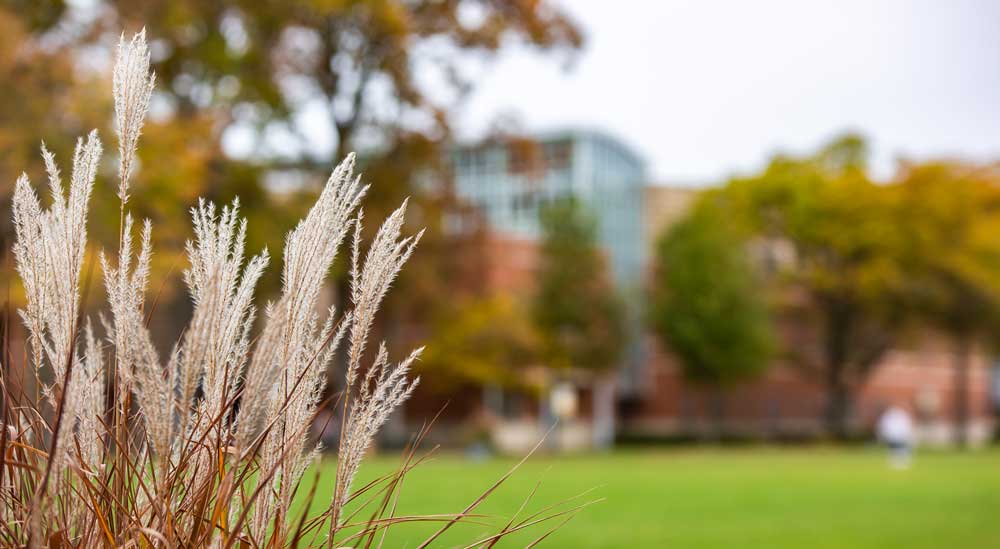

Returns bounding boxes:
[624,334,995,443]
[462,228,997,444]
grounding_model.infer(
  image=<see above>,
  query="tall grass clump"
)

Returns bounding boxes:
[0,30,588,548]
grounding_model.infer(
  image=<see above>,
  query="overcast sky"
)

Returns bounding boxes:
[454,0,1000,185]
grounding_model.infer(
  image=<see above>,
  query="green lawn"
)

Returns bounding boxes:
[305,447,1000,548]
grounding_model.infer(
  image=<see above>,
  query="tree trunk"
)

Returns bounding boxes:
[953,336,971,448]
[824,362,852,440]
[823,304,853,440]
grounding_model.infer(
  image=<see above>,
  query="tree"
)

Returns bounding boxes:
[0,9,104,251]
[109,1,581,158]
[533,197,625,372]
[419,295,541,391]
[101,0,582,261]
[649,199,774,433]
[104,0,583,345]
[8,0,581,243]
[893,162,1000,446]
[533,197,625,446]
[722,135,908,438]
[5,2,581,353]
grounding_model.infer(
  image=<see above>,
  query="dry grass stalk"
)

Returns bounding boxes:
[0,28,587,548]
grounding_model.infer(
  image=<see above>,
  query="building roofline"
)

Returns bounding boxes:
[452,127,647,172]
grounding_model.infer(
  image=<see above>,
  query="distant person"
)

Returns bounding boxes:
[877,405,914,469]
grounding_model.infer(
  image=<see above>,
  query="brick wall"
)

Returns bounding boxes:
[450,232,998,444]
[624,335,995,443]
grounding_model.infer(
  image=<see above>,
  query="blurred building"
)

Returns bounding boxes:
[448,130,647,394]
[449,130,645,286]
[630,332,996,445]
[422,131,997,449]
[416,130,645,451]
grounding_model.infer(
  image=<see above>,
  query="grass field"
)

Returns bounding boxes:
[305,447,1000,548]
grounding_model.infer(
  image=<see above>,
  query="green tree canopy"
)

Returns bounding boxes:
[532,197,625,372]
[649,201,774,388]
[719,134,908,437]
[894,162,1000,335]
[893,162,1000,445]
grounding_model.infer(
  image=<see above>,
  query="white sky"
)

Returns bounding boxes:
[453,0,1000,185]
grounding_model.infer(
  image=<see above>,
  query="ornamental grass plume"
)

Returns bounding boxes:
[0,29,591,548]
